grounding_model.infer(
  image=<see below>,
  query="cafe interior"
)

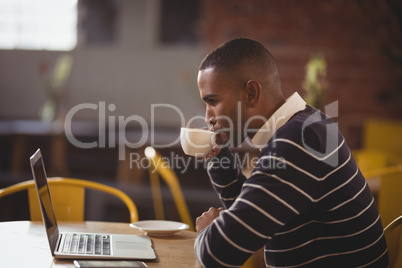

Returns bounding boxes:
[0,0,401,267]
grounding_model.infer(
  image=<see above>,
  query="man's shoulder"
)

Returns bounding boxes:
[262,105,342,157]
[271,106,318,141]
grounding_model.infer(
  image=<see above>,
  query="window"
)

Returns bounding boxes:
[0,0,77,51]
[78,0,119,45]
[159,0,200,45]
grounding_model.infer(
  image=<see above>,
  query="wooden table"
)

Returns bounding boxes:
[0,221,202,268]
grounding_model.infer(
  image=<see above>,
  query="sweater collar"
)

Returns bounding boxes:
[251,92,306,149]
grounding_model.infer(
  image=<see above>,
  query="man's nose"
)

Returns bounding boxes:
[205,115,216,127]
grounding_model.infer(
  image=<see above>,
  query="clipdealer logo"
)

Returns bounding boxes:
[64,102,187,160]
[63,100,341,169]
[301,101,339,167]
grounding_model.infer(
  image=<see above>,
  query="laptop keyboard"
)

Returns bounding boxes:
[61,233,111,255]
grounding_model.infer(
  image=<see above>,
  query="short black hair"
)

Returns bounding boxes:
[199,38,276,73]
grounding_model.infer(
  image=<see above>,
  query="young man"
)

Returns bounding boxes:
[194,38,388,267]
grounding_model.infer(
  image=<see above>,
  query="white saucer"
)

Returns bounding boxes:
[130,220,190,236]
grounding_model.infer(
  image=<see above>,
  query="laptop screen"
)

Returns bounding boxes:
[30,149,59,254]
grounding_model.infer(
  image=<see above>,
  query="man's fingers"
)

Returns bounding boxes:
[195,207,227,233]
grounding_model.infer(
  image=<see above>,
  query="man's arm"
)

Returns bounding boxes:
[207,146,247,208]
[195,207,224,233]
[194,131,317,267]
[194,172,288,267]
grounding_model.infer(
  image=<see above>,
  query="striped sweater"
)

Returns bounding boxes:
[195,106,388,267]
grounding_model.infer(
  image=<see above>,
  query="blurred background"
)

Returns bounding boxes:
[0,0,401,224]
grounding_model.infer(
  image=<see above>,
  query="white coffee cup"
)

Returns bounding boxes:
[180,127,217,157]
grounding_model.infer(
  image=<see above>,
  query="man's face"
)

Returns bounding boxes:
[198,68,247,147]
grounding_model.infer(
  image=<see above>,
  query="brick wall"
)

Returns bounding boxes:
[198,0,402,148]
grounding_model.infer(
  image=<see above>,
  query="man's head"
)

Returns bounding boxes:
[197,38,284,147]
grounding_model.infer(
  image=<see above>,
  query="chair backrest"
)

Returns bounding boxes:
[367,169,402,267]
[363,119,402,159]
[144,147,194,231]
[376,171,402,228]
[0,177,138,222]
[352,149,402,178]
[384,216,402,268]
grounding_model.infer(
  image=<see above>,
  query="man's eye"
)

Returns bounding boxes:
[208,99,217,106]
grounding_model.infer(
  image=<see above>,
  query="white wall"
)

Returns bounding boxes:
[0,0,206,128]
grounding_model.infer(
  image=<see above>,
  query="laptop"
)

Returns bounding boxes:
[29,148,156,260]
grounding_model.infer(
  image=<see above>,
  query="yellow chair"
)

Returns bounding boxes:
[365,169,402,267]
[384,215,402,268]
[0,177,138,222]
[375,170,402,228]
[352,149,402,198]
[144,147,194,231]
[363,119,402,159]
[352,149,402,178]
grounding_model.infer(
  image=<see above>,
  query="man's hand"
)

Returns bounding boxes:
[205,145,222,160]
[196,207,225,233]
[203,132,229,161]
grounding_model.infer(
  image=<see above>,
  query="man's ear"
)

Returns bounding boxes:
[244,80,261,107]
